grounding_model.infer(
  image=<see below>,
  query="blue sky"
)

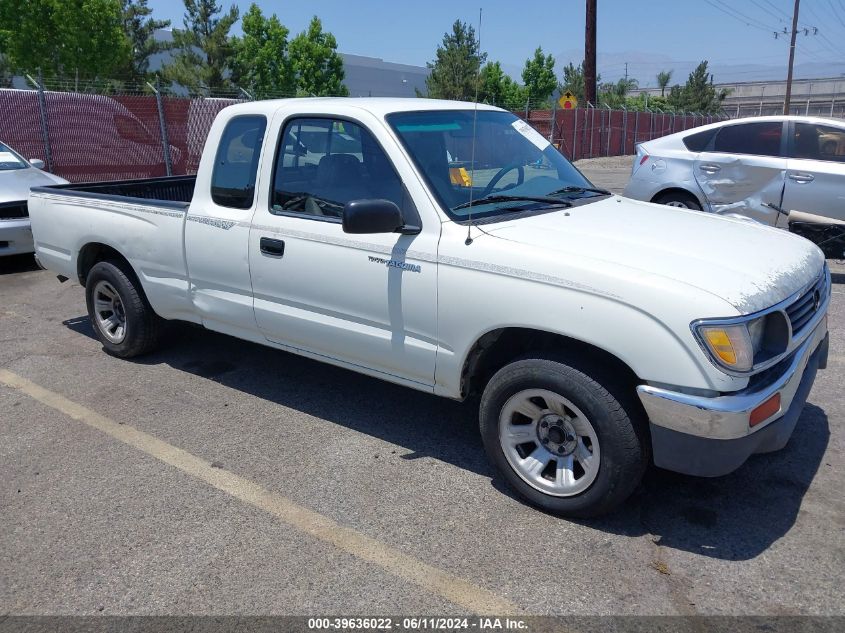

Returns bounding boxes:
[147,0,845,85]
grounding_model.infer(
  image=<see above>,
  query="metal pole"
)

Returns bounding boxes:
[147,81,173,177]
[633,108,639,149]
[831,98,836,117]
[572,108,579,161]
[605,104,611,156]
[805,98,810,115]
[759,100,763,116]
[27,72,53,173]
[525,98,529,121]
[549,98,557,143]
[588,105,595,158]
[621,106,628,155]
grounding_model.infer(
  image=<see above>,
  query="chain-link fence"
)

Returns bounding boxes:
[514,107,727,162]
[1,82,732,182]
[0,85,241,182]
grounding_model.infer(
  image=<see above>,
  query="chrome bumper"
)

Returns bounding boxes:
[638,314,828,441]
[636,314,829,477]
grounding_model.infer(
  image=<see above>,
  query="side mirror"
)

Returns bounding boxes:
[342,199,405,234]
[29,158,45,170]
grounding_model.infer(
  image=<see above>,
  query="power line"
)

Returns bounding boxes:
[704,0,779,31]
[760,0,792,19]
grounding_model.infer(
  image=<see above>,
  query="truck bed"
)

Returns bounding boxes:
[30,175,196,209]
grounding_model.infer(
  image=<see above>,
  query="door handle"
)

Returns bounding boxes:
[260,237,285,257]
[699,163,721,174]
[788,172,815,183]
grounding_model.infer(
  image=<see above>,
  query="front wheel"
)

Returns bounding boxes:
[85,260,163,358]
[479,356,648,518]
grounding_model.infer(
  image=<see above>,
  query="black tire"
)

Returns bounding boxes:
[84,260,164,358]
[479,355,648,518]
[653,191,702,210]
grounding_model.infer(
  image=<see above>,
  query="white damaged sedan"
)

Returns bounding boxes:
[1,142,67,257]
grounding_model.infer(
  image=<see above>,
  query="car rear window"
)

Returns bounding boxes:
[712,122,783,157]
[211,115,267,209]
[682,128,717,152]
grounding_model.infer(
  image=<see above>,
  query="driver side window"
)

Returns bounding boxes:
[271,117,406,220]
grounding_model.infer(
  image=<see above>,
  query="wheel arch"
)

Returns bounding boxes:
[77,242,138,288]
[651,187,704,208]
[460,326,643,400]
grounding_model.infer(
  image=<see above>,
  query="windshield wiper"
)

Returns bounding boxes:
[453,194,573,211]
[547,186,612,197]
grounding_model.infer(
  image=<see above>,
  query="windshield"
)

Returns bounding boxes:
[386,110,602,221]
[0,143,28,171]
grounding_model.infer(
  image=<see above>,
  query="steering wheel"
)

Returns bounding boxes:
[480,162,525,198]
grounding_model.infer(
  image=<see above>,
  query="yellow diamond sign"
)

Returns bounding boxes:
[559,91,578,110]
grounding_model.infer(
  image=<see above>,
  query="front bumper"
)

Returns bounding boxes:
[0,218,34,256]
[637,315,829,476]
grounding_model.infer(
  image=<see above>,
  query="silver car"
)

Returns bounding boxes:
[0,142,68,257]
[623,115,845,231]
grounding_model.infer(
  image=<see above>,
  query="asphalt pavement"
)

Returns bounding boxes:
[1,250,843,618]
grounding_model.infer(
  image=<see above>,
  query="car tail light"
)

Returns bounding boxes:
[632,144,649,174]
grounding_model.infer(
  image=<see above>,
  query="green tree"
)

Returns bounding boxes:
[666,61,729,114]
[559,61,600,105]
[656,69,672,97]
[424,20,486,100]
[478,61,526,108]
[162,0,239,93]
[231,3,294,97]
[288,16,347,96]
[521,47,556,107]
[0,0,129,81]
[599,77,638,108]
[119,0,172,83]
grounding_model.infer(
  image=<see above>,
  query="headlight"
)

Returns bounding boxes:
[698,324,754,371]
[695,312,790,373]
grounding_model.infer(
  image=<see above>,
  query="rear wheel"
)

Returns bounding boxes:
[479,355,648,518]
[654,191,702,210]
[85,260,163,358]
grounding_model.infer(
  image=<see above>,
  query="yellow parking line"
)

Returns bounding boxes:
[0,368,517,615]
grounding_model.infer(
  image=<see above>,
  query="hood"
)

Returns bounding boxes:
[0,167,67,204]
[483,196,825,314]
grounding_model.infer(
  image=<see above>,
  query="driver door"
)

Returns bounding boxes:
[249,114,440,388]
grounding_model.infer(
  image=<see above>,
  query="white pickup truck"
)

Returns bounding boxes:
[28,98,831,517]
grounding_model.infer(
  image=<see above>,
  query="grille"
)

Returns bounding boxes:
[0,201,28,219]
[785,272,827,335]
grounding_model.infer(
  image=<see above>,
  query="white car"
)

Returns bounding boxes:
[0,141,68,256]
[27,99,830,517]
[623,115,845,257]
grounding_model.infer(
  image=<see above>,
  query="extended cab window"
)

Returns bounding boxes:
[792,122,845,162]
[211,115,267,209]
[271,118,405,219]
[711,122,782,157]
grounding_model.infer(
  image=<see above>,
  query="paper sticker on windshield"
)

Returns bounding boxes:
[511,119,550,151]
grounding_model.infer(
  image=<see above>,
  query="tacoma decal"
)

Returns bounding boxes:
[368,255,421,273]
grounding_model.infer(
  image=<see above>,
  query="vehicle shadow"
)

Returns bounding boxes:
[63,317,831,561]
[0,253,40,275]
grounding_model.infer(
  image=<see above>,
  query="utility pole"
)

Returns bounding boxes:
[783,0,800,115]
[585,0,597,105]
[624,62,628,83]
